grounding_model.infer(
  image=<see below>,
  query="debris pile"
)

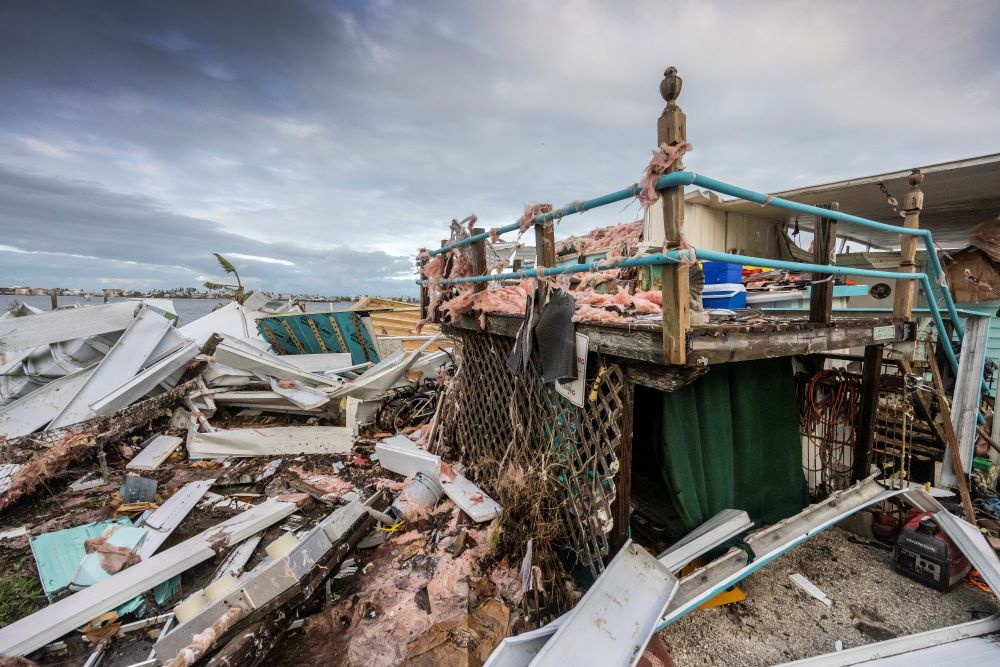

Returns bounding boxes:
[0,296,528,666]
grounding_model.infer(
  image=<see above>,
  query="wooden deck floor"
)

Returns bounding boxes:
[445,311,914,367]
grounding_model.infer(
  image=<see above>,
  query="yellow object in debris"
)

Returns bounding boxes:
[698,585,746,609]
[676,558,746,610]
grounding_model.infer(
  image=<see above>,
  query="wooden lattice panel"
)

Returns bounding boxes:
[436,329,624,577]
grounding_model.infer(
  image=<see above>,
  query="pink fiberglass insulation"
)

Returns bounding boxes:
[572,304,626,324]
[634,290,662,306]
[556,221,643,259]
[438,280,533,323]
[298,501,521,667]
[639,142,692,208]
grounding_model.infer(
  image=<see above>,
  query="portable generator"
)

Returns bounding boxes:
[893,511,971,591]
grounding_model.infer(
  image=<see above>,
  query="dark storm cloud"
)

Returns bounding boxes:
[0,165,414,295]
[0,0,998,293]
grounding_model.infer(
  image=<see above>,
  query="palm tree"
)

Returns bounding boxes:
[203,253,251,304]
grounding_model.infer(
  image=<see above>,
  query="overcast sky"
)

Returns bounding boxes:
[1,1,998,296]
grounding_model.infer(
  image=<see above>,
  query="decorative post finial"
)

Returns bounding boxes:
[660,66,682,106]
[908,168,924,188]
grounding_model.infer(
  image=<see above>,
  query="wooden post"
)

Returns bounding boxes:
[49,288,58,311]
[852,344,883,482]
[609,381,633,556]
[927,346,977,523]
[471,227,487,293]
[534,221,555,269]
[809,203,838,324]
[418,254,429,320]
[893,170,924,319]
[658,66,689,365]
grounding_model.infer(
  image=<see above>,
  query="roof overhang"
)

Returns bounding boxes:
[719,153,1000,250]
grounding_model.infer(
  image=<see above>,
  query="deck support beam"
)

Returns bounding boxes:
[853,344,883,482]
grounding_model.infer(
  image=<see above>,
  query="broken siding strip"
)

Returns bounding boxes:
[656,508,753,573]
[186,426,353,459]
[126,435,184,471]
[89,341,199,416]
[211,533,262,580]
[49,308,173,429]
[529,541,678,667]
[774,613,1000,666]
[153,500,369,658]
[0,302,138,353]
[0,365,96,439]
[136,479,215,560]
[440,470,501,523]
[0,498,296,657]
[212,338,342,387]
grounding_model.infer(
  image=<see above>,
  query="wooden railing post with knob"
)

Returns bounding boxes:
[659,66,689,365]
[893,170,924,320]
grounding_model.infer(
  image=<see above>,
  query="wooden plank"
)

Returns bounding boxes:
[446,317,913,367]
[623,361,707,393]
[662,266,689,365]
[852,345,883,482]
[127,434,183,471]
[471,227,487,294]
[942,313,989,484]
[809,204,838,324]
[892,170,925,319]
[609,382,633,556]
[686,321,912,366]
[535,221,556,268]
[927,347,977,523]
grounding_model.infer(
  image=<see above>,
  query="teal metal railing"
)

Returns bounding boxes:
[420,171,965,373]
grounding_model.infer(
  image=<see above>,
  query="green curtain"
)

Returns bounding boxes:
[655,357,808,531]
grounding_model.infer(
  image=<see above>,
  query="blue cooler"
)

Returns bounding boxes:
[702,282,747,309]
[702,261,743,285]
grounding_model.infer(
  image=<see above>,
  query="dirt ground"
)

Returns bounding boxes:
[659,526,997,666]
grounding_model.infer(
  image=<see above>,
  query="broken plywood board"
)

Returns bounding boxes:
[187,425,353,459]
[49,308,172,429]
[127,435,184,471]
[0,302,138,353]
[529,541,678,667]
[0,365,96,439]
[0,497,296,656]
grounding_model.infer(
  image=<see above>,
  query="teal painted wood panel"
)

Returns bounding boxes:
[256,311,380,364]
